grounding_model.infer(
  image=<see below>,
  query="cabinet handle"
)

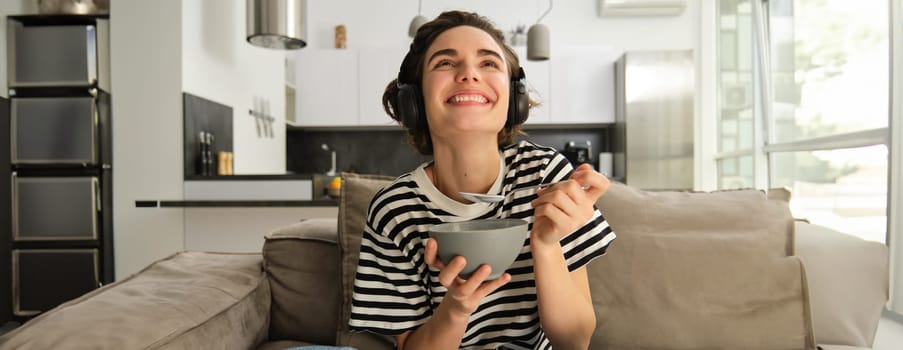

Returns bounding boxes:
[94,178,102,213]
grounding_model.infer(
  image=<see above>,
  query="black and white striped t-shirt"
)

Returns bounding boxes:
[349,140,616,350]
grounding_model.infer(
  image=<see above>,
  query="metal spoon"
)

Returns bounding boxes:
[460,182,588,203]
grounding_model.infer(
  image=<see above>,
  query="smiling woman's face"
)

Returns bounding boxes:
[421,25,511,142]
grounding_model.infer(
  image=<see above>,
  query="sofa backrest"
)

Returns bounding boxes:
[263,218,344,345]
[589,182,815,349]
[336,173,397,349]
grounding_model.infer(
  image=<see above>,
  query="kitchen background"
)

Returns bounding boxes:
[287,129,611,177]
[0,0,701,282]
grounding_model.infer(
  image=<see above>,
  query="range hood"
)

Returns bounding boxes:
[246,0,307,50]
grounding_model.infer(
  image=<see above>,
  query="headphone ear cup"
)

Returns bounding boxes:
[507,79,530,128]
[397,83,427,131]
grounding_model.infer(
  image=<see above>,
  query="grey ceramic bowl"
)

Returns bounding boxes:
[429,218,528,280]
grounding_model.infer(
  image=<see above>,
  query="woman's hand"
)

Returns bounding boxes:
[423,238,512,319]
[530,163,610,246]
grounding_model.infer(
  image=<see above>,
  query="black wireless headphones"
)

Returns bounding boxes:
[396,67,530,132]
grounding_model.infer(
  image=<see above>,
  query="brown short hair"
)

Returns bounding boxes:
[382,10,527,156]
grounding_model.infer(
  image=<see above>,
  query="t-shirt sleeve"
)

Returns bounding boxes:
[543,152,617,271]
[349,216,431,335]
[561,209,616,271]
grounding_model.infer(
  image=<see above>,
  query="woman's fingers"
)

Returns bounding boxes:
[475,272,511,297]
[437,255,468,287]
[568,163,610,201]
[531,165,609,242]
[424,238,446,270]
[456,264,493,295]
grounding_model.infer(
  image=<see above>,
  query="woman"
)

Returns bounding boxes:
[349,11,616,350]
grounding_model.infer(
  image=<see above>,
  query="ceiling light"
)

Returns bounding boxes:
[408,0,427,38]
[527,0,552,61]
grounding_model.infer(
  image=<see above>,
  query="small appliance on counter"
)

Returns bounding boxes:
[562,141,594,168]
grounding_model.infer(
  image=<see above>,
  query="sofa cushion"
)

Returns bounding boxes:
[588,183,815,349]
[264,218,342,345]
[335,172,395,347]
[597,183,795,256]
[0,252,269,350]
[795,221,889,347]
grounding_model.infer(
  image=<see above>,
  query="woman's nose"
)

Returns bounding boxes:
[456,64,480,83]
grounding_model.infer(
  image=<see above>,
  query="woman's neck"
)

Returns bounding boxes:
[429,140,501,203]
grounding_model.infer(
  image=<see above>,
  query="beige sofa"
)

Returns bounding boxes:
[0,174,889,350]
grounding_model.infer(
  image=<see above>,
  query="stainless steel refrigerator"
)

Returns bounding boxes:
[612,50,695,190]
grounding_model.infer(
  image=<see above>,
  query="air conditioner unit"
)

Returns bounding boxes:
[598,0,687,17]
[721,82,753,111]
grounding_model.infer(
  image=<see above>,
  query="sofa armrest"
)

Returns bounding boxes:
[795,221,889,347]
[0,252,270,350]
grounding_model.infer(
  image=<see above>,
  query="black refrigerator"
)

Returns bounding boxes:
[3,14,113,321]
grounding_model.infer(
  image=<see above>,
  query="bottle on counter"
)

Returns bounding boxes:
[335,25,346,49]
[226,152,234,175]
[218,151,234,176]
[206,132,216,176]
[197,131,209,176]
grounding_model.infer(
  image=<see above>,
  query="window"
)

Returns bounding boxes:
[716,0,890,244]
[771,146,888,243]
[717,0,757,190]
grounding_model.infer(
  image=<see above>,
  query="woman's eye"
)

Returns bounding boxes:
[482,60,500,69]
[434,59,454,68]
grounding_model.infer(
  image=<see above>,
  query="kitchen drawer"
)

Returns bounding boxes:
[12,249,99,316]
[6,18,110,90]
[11,96,98,165]
[12,176,99,241]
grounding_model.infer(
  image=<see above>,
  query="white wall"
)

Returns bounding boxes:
[303,0,698,51]
[111,0,186,279]
[182,0,286,174]
[0,0,37,98]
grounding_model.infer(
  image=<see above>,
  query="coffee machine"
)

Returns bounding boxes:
[563,141,594,168]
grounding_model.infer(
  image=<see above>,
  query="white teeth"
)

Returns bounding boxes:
[449,94,488,103]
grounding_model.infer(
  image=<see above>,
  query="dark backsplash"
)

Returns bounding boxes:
[286,126,611,177]
[287,128,430,177]
[183,93,233,178]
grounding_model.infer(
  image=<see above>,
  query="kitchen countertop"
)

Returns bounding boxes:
[135,199,337,207]
[184,173,315,180]
[137,174,336,207]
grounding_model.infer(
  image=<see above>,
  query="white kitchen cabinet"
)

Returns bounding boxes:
[291,47,618,127]
[293,50,359,126]
[549,47,619,124]
[515,47,552,124]
[358,48,406,126]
